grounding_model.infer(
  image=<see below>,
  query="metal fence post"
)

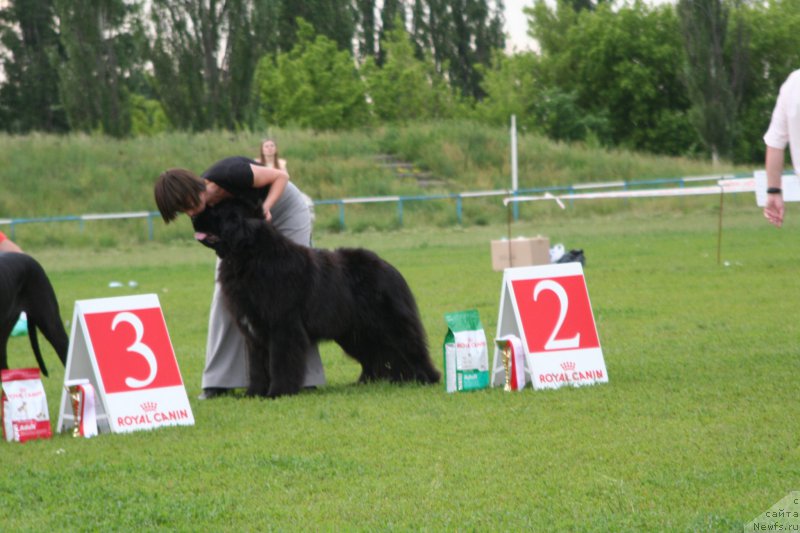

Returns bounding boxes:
[397,198,404,227]
[148,212,155,240]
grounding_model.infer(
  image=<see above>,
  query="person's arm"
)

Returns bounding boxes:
[250,164,290,222]
[764,145,786,228]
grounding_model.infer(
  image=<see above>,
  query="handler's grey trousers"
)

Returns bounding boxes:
[201,187,326,390]
[200,271,326,389]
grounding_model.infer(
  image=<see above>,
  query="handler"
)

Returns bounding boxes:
[154,156,326,399]
[764,69,800,228]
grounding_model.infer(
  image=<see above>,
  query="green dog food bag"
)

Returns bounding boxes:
[443,309,489,393]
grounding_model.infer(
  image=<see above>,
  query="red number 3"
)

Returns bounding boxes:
[111,312,158,388]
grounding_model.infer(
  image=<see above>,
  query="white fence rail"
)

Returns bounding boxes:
[1,173,757,239]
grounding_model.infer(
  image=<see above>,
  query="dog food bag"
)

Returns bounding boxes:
[2,368,52,443]
[443,309,489,393]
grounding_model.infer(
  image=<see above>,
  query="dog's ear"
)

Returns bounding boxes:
[218,203,259,252]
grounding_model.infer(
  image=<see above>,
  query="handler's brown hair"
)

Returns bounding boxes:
[154,168,206,223]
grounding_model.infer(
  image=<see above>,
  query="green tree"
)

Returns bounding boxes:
[473,51,542,130]
[0,0,67,133]
[533,88,611,144]
[354,0,378,60]
[733,0,800,164]
[277,0,355,53]
[149,0,277,131]
[54,0,143,137]
[529,0,695,155]
[363,21,456,122]
[411,0,505,100]
[129,94,170,136]
[255,20,369,130]
[678,0,748,164]
[377,0,405,66]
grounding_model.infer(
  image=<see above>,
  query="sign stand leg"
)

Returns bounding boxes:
[717,186,724,265]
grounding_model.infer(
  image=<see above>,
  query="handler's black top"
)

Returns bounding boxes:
[200,156,310,230]
[201,156,266,207]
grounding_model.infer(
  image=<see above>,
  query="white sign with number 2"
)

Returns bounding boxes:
[493,262,608,390]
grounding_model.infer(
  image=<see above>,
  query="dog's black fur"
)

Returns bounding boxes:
[0,252,68,377]
[192,199,440,398]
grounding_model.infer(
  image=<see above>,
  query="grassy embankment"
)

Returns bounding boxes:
[0,121,747,244]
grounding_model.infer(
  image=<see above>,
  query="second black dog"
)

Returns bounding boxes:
[0,251,69,377]
[192,199,441,398]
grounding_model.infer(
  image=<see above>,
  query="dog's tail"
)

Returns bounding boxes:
[26,319,49,377]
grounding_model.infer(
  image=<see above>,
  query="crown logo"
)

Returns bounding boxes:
[560,361,576,371]
[140,401,158,413]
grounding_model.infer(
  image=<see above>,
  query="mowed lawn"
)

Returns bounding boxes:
[2,200,799,531]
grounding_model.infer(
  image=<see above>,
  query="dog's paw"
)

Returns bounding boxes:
[244,386,270,398]
[265,382,302,398]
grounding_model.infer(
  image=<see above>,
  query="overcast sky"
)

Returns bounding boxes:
[505,0,535,52]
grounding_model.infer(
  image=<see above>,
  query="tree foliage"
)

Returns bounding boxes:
[0,0,66,133]
[528,0,695,154]
[411,0,505,100]
[149,0,277,131]
[473,51,541,130]
[363,21,457,122]
[255,20,369,130]
[53,0,141,137]
[733,0,800,164]
[678,0,747,164]
[1,0,799,168]
[277,0,356,53]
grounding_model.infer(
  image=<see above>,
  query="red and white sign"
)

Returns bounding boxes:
[492,263,608,390]
[57,294,194,434]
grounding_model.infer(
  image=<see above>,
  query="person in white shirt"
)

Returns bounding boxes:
[763,70,800,227]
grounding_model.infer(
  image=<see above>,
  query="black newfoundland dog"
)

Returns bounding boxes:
[192,199,440,398]
[0,251,69,377]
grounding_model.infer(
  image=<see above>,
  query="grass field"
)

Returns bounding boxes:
[2,199,799,531]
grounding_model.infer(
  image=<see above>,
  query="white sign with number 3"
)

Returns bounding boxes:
[57,294,194,434]
[492,263,608,390]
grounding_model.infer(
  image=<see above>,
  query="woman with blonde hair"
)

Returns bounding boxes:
[259,138,286,171]
[259,138,315,223]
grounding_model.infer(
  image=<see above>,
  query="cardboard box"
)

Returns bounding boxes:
[490,236,550,271]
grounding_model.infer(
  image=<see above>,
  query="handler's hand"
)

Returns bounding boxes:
[764,195,785,228]
[263,204,272,222]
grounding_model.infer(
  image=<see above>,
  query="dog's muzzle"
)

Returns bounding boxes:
[194,232,220,245]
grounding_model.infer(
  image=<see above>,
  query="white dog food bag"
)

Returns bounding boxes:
[2,368,52,443]
[443,309,489,393]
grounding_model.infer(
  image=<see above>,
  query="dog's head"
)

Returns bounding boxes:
[191,198,264,258]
